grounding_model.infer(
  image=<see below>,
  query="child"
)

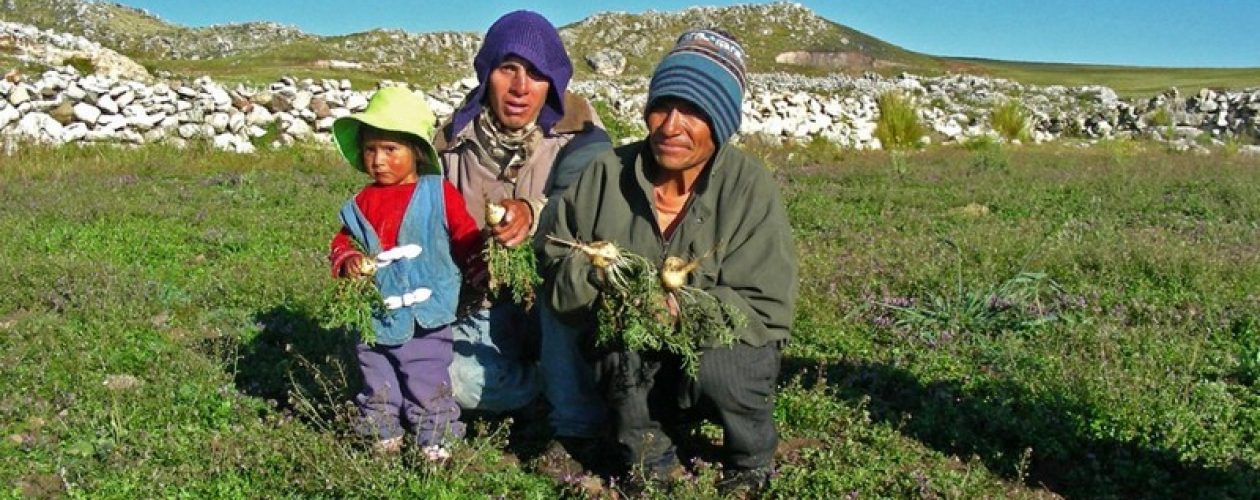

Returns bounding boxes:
[327,86,483,458]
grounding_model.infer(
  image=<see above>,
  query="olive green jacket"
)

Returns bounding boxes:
[538,141,798,347]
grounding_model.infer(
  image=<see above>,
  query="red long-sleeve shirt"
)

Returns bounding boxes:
[329,181,483,276]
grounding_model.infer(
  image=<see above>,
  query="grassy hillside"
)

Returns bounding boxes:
[945,58,1260,98]
[2,142,1258,497]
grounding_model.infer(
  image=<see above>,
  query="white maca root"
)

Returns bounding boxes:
[545,236,622,269]
[485,200,508,226]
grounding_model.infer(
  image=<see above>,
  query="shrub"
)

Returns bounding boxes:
[874,91,925,151]
[964,135,1010,171]
[64,55,95,75]
[591,99,641,144]
[991,99,1031,143]
[1147,106,1173,128]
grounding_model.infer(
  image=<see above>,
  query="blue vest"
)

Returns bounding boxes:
[338,175,461,346]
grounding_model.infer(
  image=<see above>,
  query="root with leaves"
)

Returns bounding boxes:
[547,236,744,375]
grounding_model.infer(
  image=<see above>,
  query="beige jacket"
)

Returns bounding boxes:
[435,92,604,234]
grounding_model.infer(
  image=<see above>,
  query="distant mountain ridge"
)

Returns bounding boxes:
[0,0,938,75]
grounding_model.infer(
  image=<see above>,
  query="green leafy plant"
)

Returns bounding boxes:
[321,249,386,345]
[964,135,1011,171]
[481,200,542,307]
[546,236,743,375]
[876,240,1068,341]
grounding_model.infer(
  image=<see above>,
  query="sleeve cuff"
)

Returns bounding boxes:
[525,196,547,236]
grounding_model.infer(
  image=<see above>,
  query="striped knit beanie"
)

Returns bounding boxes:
[646,29,747,145]
[448,10,572,139]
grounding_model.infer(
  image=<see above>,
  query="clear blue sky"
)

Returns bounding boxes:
[115,1,1259,68]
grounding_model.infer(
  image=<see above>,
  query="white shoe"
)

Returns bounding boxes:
[373,436,404,454]
[421,444,451,461]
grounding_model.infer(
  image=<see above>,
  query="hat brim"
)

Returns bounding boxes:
[333,114,442,176]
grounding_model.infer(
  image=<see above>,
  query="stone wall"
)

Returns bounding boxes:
[2,21,1257,155]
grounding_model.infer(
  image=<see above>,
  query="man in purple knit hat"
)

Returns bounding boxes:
[434,9,612,478]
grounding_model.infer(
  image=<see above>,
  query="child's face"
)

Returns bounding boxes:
[361,133,419,186]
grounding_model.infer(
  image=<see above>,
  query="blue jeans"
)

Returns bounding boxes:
[538,304,606,438]
[448,301,606,438]
[449,301,540,412]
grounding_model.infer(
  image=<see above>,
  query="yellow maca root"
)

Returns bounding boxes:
[660,256,703,291]
[356,257,377,276]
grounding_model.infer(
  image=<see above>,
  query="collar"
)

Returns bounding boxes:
[435,91,597,152]
[631,141,734,227]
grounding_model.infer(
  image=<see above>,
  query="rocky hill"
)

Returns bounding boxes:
[0,0,934,77]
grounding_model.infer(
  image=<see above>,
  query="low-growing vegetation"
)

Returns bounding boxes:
[990,99,1031,143]
[1,141,1257,497]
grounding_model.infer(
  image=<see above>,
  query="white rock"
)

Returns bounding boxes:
[229,112,246,133]
[315,116,336,131]
[934,119,963,139]
[72,102,101,124]
[16,112,63,143]
[62,122,88,142]
[427,97,454,117]
[247,106,274,126]
[330,107,351,119]
[115,90,135,108]
[177,123,204,139]
[0,105,20,130]
[345,93,368,111]
[292,91,313,110]
[459,77,479,89]
[285,119,312,137]
[8,85,31,106]
[97,94,119,114]
[64,84,86,101]
[206,85,232,110]
[208,112,230,133]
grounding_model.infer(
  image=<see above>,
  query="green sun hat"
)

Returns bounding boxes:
[332,86,442,175]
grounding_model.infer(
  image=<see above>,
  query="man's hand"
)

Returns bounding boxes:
[489,198,533,248]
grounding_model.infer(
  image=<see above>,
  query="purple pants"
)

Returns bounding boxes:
[355,325,465,447]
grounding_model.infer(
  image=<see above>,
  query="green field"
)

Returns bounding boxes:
[1,142,1258,497]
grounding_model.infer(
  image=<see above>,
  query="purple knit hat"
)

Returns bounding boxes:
[448,10,573,139]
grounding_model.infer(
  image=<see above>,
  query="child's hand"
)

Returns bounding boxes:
[338,254,368,278]
[489,198,533,248]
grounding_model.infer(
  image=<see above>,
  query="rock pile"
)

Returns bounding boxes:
[2,65,1257,155]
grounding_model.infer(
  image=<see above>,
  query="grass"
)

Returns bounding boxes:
[2,141,1259,497]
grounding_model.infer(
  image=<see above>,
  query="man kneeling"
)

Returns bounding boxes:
[539,29,798,494]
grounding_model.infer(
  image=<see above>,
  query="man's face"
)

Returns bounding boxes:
[361,131,419,186]
[485,56,550,131]
[646,97,716,172]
